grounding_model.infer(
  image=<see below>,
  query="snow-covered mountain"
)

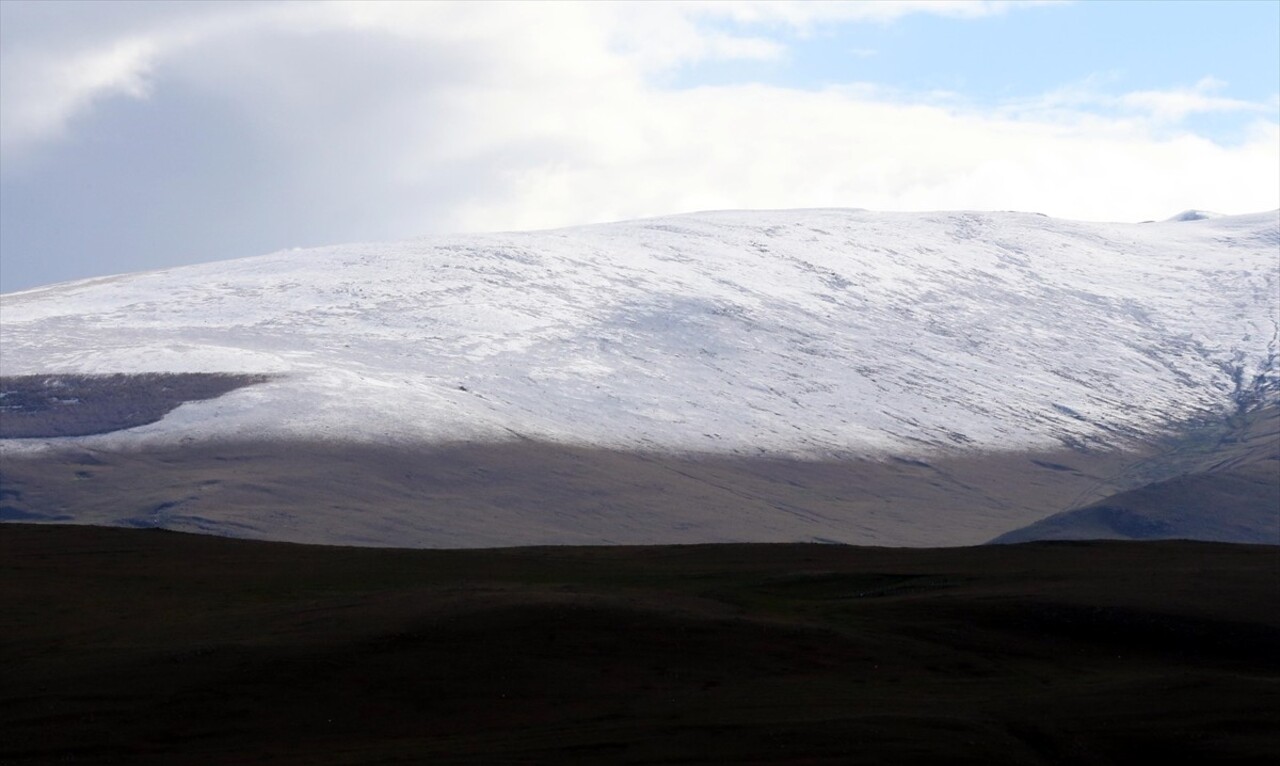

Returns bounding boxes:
[4,209,1278,454]
[1,209,1277,546]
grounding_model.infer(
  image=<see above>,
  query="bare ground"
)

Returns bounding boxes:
[0,373,269,438]
[0,435,1157,547]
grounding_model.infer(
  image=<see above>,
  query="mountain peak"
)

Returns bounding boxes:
[1165,209,1224,222]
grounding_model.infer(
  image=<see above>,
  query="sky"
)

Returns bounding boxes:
[1,0,1277,293]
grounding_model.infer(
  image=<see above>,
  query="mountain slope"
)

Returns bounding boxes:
[2,209,1277,546]
[0,435,1166,547]
[993,405,1279,544]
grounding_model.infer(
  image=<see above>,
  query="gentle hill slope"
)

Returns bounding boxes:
[993,405,1279,544]
[2,209,1276,545]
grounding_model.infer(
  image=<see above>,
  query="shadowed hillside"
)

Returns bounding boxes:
[0,434,1158,547]
[0,373,269,438]
[994,405,1279,544]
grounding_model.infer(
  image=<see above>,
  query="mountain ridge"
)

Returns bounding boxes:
[3,208,1276,455]
[2,208,1277,546]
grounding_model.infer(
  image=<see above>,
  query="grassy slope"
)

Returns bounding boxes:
[994,406,1279,544]
[2,524,1277,765]
[0,437,1153,548]
[4,377,1274,547]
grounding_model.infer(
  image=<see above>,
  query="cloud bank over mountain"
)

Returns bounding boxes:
[1,1,1276,291]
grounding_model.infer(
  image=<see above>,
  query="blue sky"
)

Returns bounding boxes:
[677,2,1278,109]
[1,0,1277,292]
[668,0,1279,148]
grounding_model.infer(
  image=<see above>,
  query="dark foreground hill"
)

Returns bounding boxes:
[2,525,1277,765]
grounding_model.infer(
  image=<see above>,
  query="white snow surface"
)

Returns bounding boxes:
[2,209,1277,457]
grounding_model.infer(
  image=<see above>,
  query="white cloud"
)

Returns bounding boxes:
[690,0,1068,29]
[0,2,272,160]
[0,1,1069,159]
[1121,76,1273,122]
[0,0,1275,250]
[1009,74,1276,129]
[438,82,1278,231]
[0,37,157,153]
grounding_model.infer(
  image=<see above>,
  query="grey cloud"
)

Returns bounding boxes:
[0,16,592,292]
[1,1,1274,293]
